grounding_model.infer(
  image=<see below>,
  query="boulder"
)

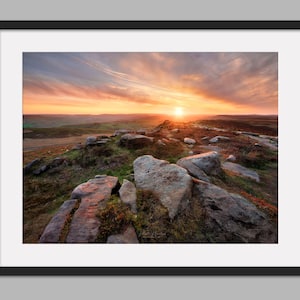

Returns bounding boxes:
[114,129,132,136]
[136,129,147,135]
[49,157,65,168]
[24,158,41,174]
[107,225,139,243]
[66,175,119,243]
[226,154,236,162]
[177,151,222,180]
[157,139,166,146]
[222,162,260,182]
[209,136,230,143]
[119,179,137,213]
[32,165,48,175]
[184,137,196,145]
[119,134,154,149]
[86,136,97,146]
[72,143,83,150]
[193,181,276,243]
[171,128,179,133]
[39,199,79,243]
[133,155,192,219]
[177,159,210,183]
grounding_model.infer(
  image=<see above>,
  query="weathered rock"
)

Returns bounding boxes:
[199,145,221,153]
[136,129,147,135]
[97,135,110,140]
[72,143,83,150]
[222,162,260,182]
[119,179,137,213]
[32,164,48,175]
[157,139,166,146]
[107,225,139,243]
[24,158,41,174]
[119,134,154,149]
[193,181,276,243]
[177,158,210,182]
[226,154,236,162]
[114,129,132,136]
[133,155,192,219]
[50,157,65,168]
[86,136,97,146]
[184,137,196,145]
[169,138,180,142]
[209,136,230,143]
[177,151,222,180]
[171,128,179,133]
[66,175,119,243]
[39,199,79,243]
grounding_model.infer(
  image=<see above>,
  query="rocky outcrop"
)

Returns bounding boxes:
[114,129,132,136]
[193,180,276,243]
[119,134,154,149]
[177,158,210,182]
[119,179,137,213]
[39,199,79,243]
[24,158,41,174]
[177,151,222,180]
[133,155,192,219]
[183,137,196,145]
[222,162,260,182]
[226,154,236,162]
[107,225,139,243]
[209,136,230,143]
[66,175,119,243]
[86,136,97,146]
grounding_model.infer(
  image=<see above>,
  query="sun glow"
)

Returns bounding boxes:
[174,107,184,117]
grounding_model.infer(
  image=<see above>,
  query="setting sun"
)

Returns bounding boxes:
[174,107,184,117]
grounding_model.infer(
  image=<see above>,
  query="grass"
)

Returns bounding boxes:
[23,116,278,243]
[94,190,207,243]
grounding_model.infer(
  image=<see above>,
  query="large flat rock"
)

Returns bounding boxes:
[39,199,79,243]
[177,151,222,179]
[222,162,260,182]
[133,155,192,219]
[66,176,119,243]
[193,180,276,243]
[107,225,139,243]
[119,134,154,149]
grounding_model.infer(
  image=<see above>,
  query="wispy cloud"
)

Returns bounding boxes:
[23,52,278,114]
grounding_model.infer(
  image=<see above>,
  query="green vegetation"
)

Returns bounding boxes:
[23,116,278,243]
[95,190,206,243]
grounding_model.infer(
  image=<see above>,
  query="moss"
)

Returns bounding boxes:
[96,195,133,242]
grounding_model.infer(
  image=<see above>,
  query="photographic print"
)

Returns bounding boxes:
[23,52,278,244]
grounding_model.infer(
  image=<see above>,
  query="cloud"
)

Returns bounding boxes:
[23,52,278,114]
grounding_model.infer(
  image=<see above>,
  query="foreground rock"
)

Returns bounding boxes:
[222,162,260,182]
[184,137,196,145]
[24,158,41,174]
[66,175,119,243]
[86,136,97,146]
[193,180,276,242]
[134,155,192,219]
[107,225,139,243]
[119,134,154,149]
[39,199,79,243]
[119,179,137,213]
[177,151,222,181]
[209,136,230,143]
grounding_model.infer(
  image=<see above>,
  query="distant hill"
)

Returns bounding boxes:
[23,114,166,128]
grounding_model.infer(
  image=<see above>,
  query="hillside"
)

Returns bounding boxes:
[23,116,278,243]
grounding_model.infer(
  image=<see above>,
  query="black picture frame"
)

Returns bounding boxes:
[0,20,299,276]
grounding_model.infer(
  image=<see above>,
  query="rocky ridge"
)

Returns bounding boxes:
[38,124,277,243]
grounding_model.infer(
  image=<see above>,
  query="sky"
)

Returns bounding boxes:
[23,52,278,115]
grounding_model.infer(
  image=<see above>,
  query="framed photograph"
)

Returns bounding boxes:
[0,21,299,275]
